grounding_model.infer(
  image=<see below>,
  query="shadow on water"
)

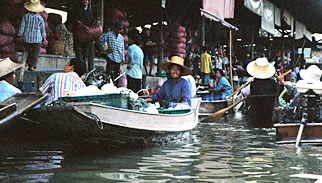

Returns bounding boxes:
[0,113,321,182]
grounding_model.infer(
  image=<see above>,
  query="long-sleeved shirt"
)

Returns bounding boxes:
[200,52,211,74]
[151,78,191,108]
[40,72,85,104]
[126,44,144,79]
[99,31,124,63]
[18,13,46,44]
[0,80,21,103]
[214,76,232,97]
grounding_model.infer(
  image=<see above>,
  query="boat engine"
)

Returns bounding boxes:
[296,82,322,123]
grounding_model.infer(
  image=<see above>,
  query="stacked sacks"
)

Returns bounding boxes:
[105,8,129,64]
[168,25,186,59]
[0,0,48,61]
[0,0,25,62]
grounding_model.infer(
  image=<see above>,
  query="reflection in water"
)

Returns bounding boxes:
[0,112,321,182]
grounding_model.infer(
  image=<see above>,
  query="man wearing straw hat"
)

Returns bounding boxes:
[18,0,46,71]
[145,56,192,109]
[243,57,277,96]
[0,58,23,102]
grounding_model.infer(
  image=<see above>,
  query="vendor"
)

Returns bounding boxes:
[145,56,192,109]
[0,58,23,102]
[208,69,232,100]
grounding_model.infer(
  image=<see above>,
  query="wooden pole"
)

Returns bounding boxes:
[229,31,234,91]
[201,16,206,46]
[157,5,164,74]
[87,0,94,71]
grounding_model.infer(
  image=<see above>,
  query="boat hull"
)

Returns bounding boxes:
[274,123,322,144]
[26,98,201,148]
[199,100,227,117]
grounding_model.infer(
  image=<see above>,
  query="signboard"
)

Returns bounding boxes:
[161,0,166,8]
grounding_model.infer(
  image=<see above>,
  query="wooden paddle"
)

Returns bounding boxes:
[226,78,253,99]
[202,96,248,122]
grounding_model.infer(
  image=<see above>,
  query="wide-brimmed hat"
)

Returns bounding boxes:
[159,56,192,76]
[0,58,23,78]
[299,65,322,82]
[246,57,275,79]
[24,0,45,13]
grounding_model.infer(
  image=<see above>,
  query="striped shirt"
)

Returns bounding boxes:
[99,31,124,63]
[40,72,85,104]
[18,13,46,44]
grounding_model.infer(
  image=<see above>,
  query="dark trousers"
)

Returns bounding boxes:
[73,39,88,73]
[127,75,141,93]
[106,57,120,82]
[25,43,41,68]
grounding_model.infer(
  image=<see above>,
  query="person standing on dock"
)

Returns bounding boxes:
[0,58,23,102]
[126,30,144,93]
[99,21,125,83]
[39,58,86,105]
[66,0,95,75]
[200,46,212,85]
[18,0,46,71]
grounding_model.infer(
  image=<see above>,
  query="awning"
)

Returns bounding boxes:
[201,8,239,31]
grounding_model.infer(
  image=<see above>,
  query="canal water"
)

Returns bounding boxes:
[0,112,321,183]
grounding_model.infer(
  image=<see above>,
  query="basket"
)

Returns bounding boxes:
[60,93,129,109]
[48,40,64,55]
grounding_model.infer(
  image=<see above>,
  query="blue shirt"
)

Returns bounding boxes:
[151,78,191,108]
[0,80,21,103]
[40,72,86,104]
[18,13,46,44]
[99,31,124,63]
[214,76,232,98]
[126,44,144,79]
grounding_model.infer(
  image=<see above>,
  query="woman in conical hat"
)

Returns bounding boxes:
[145,56,192,109]
[18,0,46,71]
[0,58,23,102]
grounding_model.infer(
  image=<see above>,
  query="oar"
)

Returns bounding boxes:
[295,114,307,148]
[202,96,248,122]
[226,78,253,99]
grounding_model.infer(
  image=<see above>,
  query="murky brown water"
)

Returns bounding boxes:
[0,112,321,182]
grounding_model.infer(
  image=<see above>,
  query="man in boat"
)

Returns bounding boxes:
[145,56,192,109]
[276,65,322,122]
[0,58,23,103]
[241,57,277,96]
[39,58,86,105]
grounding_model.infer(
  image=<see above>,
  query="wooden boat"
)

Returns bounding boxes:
[25,98,201,148]
[0,93,48,126]
[199,100,227,117]
[246,94,276,128]
[274,122,322,144]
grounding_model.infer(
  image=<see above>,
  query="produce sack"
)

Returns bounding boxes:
[0,20,16,36]
[40,48,46,54]
[0,42,15,54]
[0,34,13,47]
[75,21,103,43]
[1,52,19,62]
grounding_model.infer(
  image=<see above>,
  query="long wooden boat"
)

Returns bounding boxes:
[0,93,48,127]
[25,98,201,148]
[274,122,322,144]
[246,94,276,128]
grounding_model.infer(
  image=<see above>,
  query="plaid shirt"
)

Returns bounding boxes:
[40,72,85,104]
[18,13,46,43]
[99,31,124,63]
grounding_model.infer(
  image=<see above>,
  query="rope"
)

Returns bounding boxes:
[84,112,103,130]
